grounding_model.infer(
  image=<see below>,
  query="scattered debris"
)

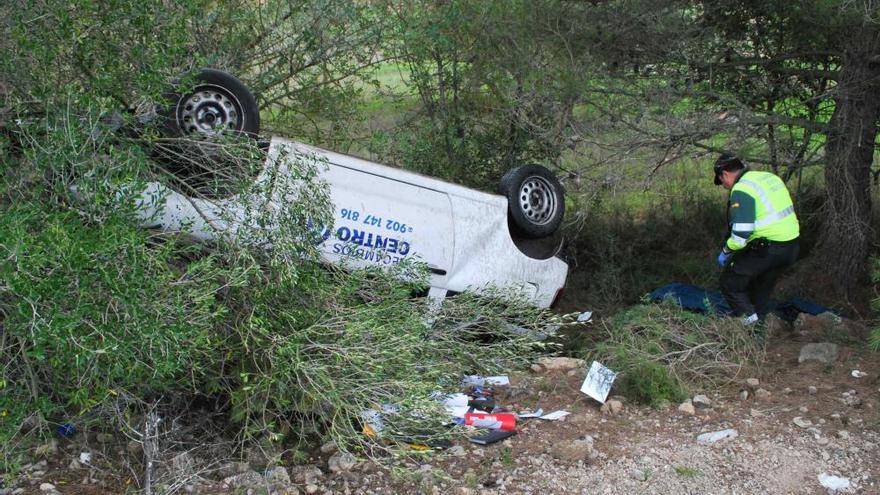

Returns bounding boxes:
[696,429,738,445]
[818,473,851,491]
[462,375,510,387]
[56,423,76,438]
[851,370,867,378]
[577,311,593,323]
[798,342,839,365]
[78,452,91,464]
[538,410,571,421]
[580,361,618,403]
[468,429,516,446]
[462,412,516,430]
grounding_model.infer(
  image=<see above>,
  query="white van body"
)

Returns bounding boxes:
[133,136,568,308]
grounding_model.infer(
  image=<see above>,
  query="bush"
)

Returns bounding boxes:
[584,302,764,406]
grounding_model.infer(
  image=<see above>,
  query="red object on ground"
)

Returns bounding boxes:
[463,412,516,430]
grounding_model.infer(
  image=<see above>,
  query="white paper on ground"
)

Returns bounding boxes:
[580,361,618,404]
[818,473,851,490]
[851,370,867,378]
[462,375,510,386]
[539,410,571,421]
[442,393,470,407]
[448,406,470,418]
[517,408,544,419]
[577,311,593,322]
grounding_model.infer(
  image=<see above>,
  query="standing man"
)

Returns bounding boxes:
[713,154,800,325]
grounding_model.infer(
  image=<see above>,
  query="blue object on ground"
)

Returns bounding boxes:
[648,283,833,321]
[648,283,732,314]
[56,423,77,437]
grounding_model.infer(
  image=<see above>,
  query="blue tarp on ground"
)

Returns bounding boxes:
[647,282,832,322]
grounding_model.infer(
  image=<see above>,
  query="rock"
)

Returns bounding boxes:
[628,467,648,481]
[798,406,809,413]
[290,465,324,485]
[320,442,337,454]
[264,466,291,485]
[68,459,82,470]
[38,484,55,492]
[551,436,594,462]
[530,364,543,373]
[798,342,839,365]
[745,378,760,389]
[818,473,851,491]
[755,388,771,400]
[600,399,623,415]
[448,445,466,457]
[535,357,586,371]
[677,401,695,416]
[692,395,712,409]
[766,313,789,336]
[782,387,793,394]
[305,484,319,494]
[808,386,818,395]
[328,452,357,473]
[792,417,812,428]
[841,390,861,407]
[223,471,263,488]
[96,432,114,444]
[696,429,738,445]
[738,390,749,401]
[837,430,850,440]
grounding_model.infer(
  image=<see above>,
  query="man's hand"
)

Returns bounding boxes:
[717,249,733,267]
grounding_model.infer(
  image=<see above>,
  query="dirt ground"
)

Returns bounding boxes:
[5,322,880,495]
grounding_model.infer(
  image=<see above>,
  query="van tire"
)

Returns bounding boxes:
[161,68,259,139]
[499,165,565,238]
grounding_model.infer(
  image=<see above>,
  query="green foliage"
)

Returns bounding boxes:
[0,0,564,473]
[869,257,880,350]
[585,303,764,406]
[615,359,688,407]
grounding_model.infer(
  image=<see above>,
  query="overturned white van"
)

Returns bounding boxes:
[134,69,568,308]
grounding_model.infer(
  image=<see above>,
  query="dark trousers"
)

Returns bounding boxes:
[720,239,799,318]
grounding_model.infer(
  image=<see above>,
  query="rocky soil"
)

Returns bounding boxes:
[3,313,879,495]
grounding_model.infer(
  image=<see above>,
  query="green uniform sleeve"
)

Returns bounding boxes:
[725,190,756,251]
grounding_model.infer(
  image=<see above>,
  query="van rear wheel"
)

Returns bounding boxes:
[499,165,564,238]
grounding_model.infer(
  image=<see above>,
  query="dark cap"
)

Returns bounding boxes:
[713,154,744,185]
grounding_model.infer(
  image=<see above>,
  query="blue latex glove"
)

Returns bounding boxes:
[717,250,733,267]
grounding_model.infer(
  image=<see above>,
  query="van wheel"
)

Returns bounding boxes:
[499,165,565,238]
[155,69,262,199]
[161,68,260,139]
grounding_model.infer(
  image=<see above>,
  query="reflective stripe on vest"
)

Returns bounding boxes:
[737,178,794,227]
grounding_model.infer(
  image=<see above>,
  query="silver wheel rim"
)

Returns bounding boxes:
[176,84,243,137]
[518,176,558,225]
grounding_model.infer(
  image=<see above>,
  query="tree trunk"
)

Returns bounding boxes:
[817,36,880,300]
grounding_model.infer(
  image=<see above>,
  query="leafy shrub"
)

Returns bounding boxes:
[585,302,764,405]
